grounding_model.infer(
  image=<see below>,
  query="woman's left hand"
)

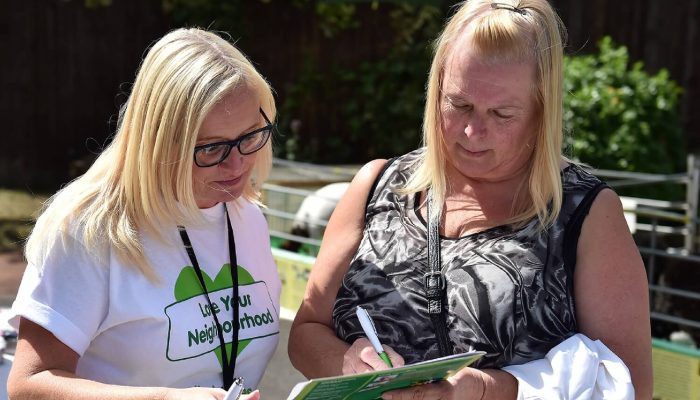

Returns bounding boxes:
[380,367,485,400]
[240,390,260,400]
[379,367,517,400]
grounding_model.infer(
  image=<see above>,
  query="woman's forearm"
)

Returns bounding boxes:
[288,321,351,378]
[481,369,518,400]
[8,370,171,400]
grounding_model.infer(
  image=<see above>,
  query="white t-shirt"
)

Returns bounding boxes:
[10,199,281,391]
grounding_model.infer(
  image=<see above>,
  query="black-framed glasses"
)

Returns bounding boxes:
[193,108,273,168]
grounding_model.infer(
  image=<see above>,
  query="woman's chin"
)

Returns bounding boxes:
[195,189,243,208]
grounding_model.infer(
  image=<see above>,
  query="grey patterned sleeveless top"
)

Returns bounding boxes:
[333,149,608,368]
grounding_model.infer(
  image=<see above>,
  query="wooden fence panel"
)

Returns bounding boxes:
[0,0,168,190]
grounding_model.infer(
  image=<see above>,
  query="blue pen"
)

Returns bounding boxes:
[356,306,393,367]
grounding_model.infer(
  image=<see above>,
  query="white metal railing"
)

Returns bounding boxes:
[588,154,700,253]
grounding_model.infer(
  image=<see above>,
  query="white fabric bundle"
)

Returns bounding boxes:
[502,334,634,400]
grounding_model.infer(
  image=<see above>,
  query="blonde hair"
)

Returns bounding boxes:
[25,28,276,280]
[404,0,566,229]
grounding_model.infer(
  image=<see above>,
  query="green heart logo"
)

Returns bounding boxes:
[174,263,255,368]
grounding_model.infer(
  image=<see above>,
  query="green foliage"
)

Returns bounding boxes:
[563,37,684,175]
[153,0,447,163]
[62,0,112,8]
[278,3,443,162]
[162,0,246,36]
[162,0,364,38]
[315,2,359,37]
[335,55,428,160]
[337,4,443,160]
[149,2,688,184]
[84,0,112,8]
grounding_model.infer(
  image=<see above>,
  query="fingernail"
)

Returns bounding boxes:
[382,394,393,400]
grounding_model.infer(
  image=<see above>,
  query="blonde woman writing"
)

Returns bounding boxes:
[8,28,280,400]
[289,0,652,398]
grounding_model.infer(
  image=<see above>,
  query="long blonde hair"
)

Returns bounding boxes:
[25,28,276,280]
[404,0,566,229]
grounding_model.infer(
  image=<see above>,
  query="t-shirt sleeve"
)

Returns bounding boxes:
[9,231,109,356]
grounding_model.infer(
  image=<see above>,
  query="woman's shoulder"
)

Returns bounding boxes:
[230,198,264,219]
[367,148,424,185]
[395,148,425,170]
[358,149,422,201]
[556,162,613,235]
[230,198,275,232]
[25,213,111,276]
[561,162,607,193]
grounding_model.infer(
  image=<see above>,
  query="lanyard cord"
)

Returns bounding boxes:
[178,204,239,390]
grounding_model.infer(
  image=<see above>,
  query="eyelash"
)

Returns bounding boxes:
[492,110,513,119]
[447,100,471,111]
[449,102,512,119]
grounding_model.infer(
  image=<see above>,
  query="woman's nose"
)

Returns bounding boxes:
[220,148,246,170]
[463,113,486,138]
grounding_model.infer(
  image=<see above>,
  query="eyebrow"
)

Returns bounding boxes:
[444,94,525,109]
[197,120,263,145]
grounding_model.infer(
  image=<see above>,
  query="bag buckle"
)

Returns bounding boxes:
[423,271,446,292]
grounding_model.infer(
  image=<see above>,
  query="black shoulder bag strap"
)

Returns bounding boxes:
[424,190,454,357]
[178,204,239,390]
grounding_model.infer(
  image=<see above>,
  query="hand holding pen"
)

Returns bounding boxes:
[223,377,245,400]
[356,306,393,367]
[222,377,260,400]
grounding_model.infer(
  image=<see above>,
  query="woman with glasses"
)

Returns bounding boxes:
[8,28,279,400]
[289,0,652,399]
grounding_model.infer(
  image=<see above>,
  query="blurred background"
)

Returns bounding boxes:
[1,0,700,398]
[1,0,698,191]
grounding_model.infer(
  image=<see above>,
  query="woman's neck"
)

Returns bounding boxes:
[435,169,530,237]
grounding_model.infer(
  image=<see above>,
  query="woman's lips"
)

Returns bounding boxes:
[458,142,488,157]
[464,149,488,157]
[215,176,242,186]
